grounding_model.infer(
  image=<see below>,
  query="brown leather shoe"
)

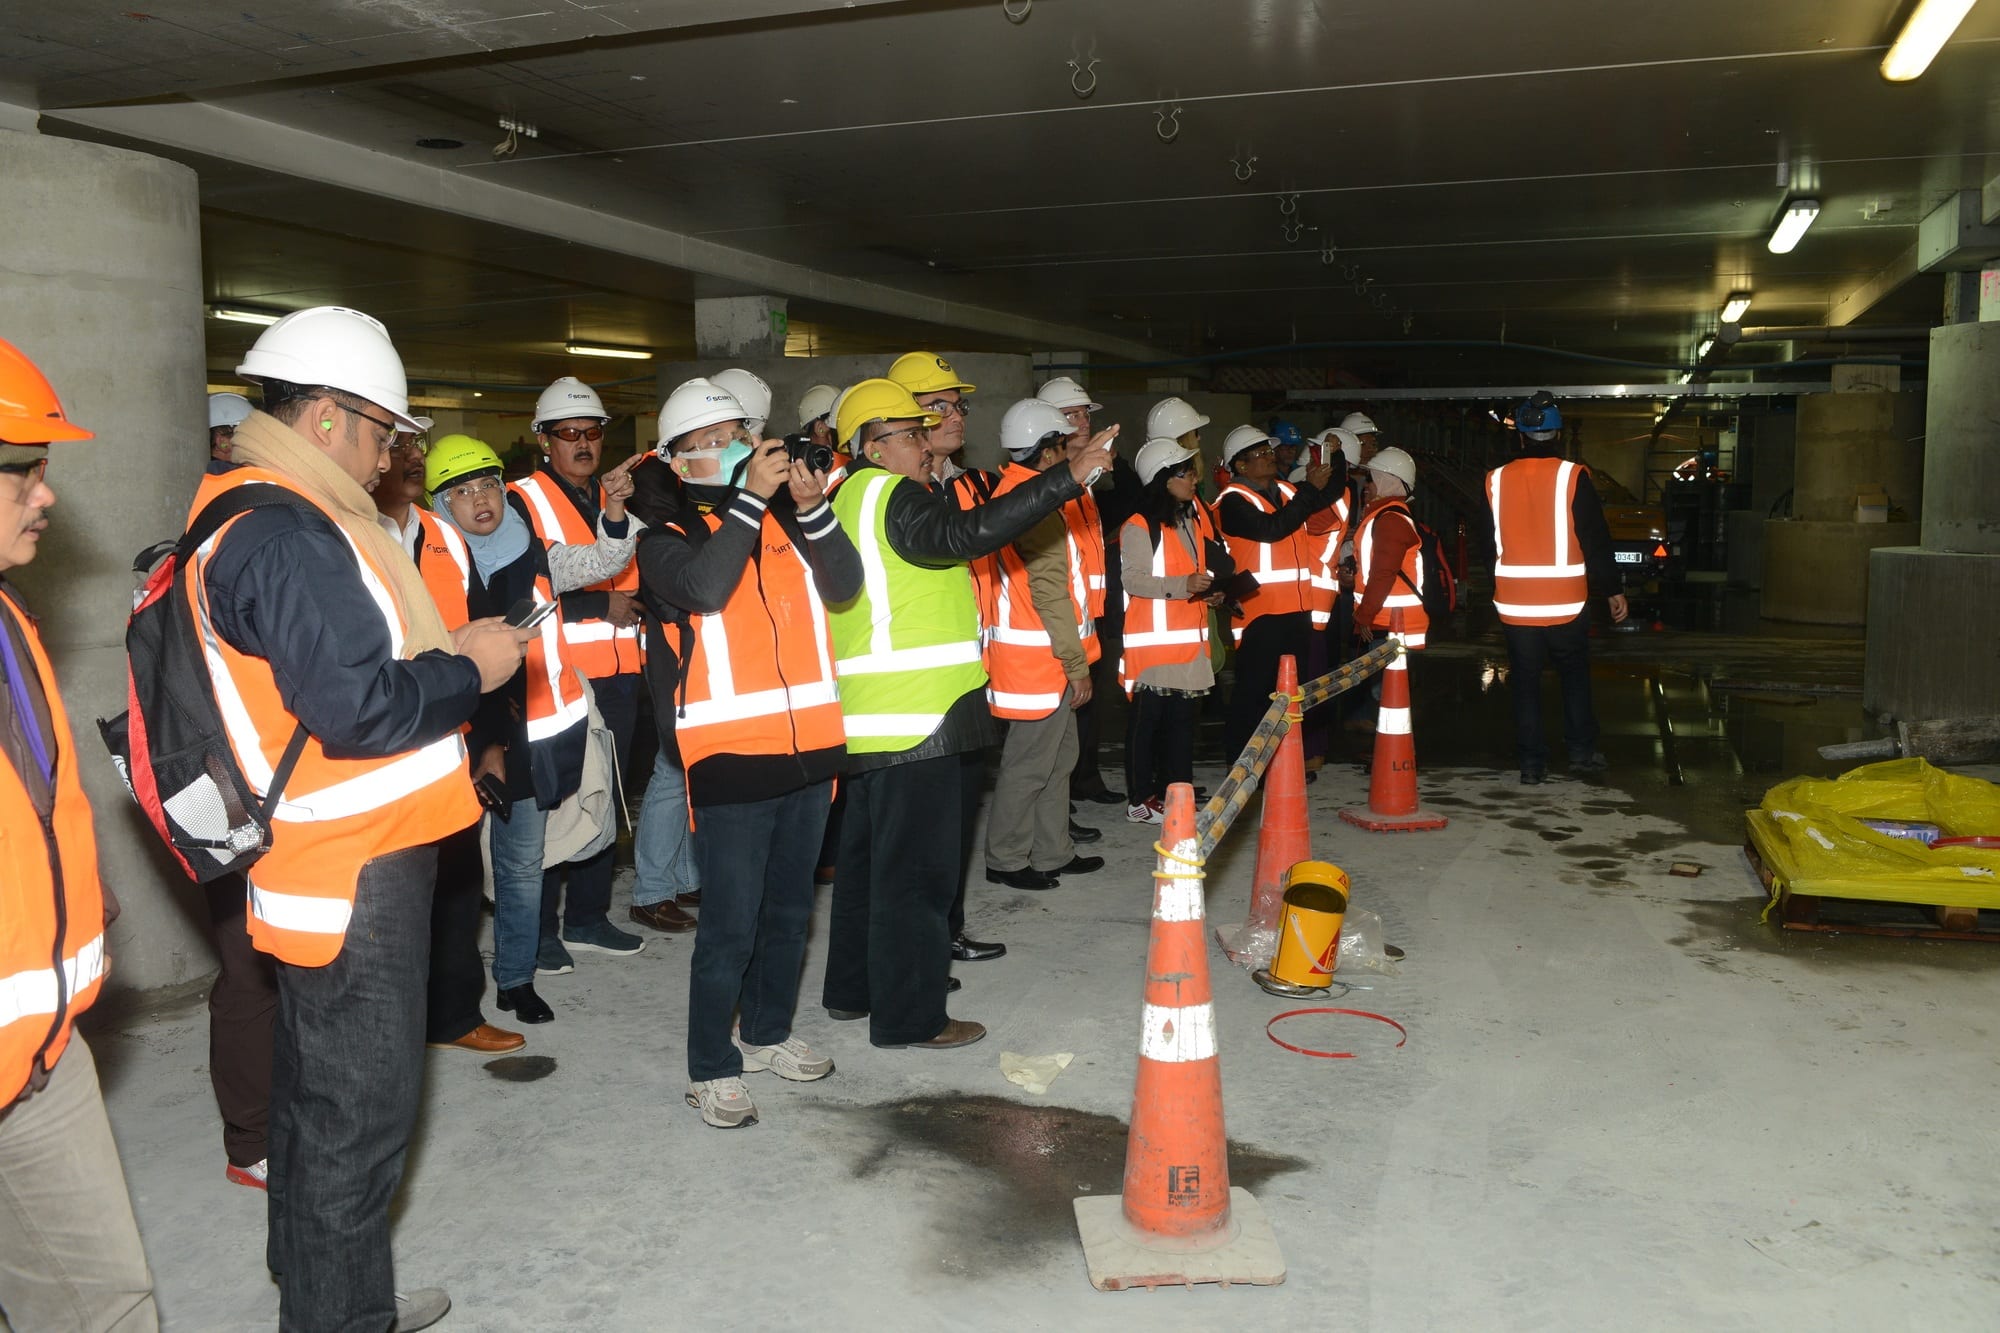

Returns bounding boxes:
[879,1018,987,1050]
[675,889,702,908]
[428,1023,525,1054]
[629,900,696,933]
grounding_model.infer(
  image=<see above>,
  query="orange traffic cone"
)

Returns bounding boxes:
[1222,654,1310,967]
[1339,623,1448,833]
[1073,784,1286,1291]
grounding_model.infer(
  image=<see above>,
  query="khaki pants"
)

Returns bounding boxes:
[985,685,1080,874]
[0,1036,158,1332]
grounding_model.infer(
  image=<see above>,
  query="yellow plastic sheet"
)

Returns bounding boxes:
[1750,759,2000,914]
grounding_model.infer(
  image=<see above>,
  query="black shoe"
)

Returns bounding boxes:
[986,866,1060,890]
[1073,787,1126,806]
[951,934,1007,962]
[825,1007,869,1021]
[1570,751,1609,773]
[1068,821,1102,844]
[948,976,962,993]
[1053,854,1104,876]
[495,985,554,1024]
[1520,766,1546,786]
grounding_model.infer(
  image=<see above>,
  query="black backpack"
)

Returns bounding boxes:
[98,485,313,883]
[1397,514,1458,624]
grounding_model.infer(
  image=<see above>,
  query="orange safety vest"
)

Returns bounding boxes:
[1116,504,1215,695]
[1216,481,1315,643]
[187,468,481,966]
[670,507,845,773]
[411,508,471,628]
[1354,496,1429,649]
[1306,492,1353,628]
[948,466,1003,633]
[980,463,1096,719]
[509,472,644,678]
[1486,457,1589,626]
[1072,488,1108,623]
[0,591,109,1103]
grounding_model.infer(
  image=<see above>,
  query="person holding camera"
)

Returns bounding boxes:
[1119,438,1226,823]
[427,433,643,1025]
[636,378,862,1128]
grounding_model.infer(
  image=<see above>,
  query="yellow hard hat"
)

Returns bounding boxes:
[886,351,976,396]
[425,433,504,495]
[835,378,942,449]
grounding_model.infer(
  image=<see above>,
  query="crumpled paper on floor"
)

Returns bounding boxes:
[999,1050,1073,1096]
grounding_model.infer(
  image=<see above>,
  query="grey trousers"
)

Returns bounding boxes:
[0,1036,158,1332]
[984,685,1080,873]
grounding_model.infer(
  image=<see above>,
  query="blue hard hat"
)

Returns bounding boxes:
[1270,420,1305,447]
[1515,393,1563,438]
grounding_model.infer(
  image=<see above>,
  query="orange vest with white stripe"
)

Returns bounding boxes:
[1217,481,1314,642]
[0,591,109,1103]
[411,509,471,628]
[1072,488,1108,623]
[509,472,644,678]
[982,464,1096,719]
[671,507,845,772]
[1355,497,1429,649]
[187,469,481,966]
[1116,504,1215,695]
[1306,492,1353,627]
[1486,457,1589,627]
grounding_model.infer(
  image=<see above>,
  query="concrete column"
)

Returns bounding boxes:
[1865,321,2000,721]
[1760,384,1923,624]
[693,295,788,358]
[0,128,212,993]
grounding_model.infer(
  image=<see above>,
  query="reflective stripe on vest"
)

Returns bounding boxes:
[1116,508,1212,695]
[524,566,590,742]
[828,471,988,752]
[0,932,106,1032]
[979,464,1089,720]
[510,474,644,672]
[1355,497,1429,648]
[1217,481,1314,643]
[413,510,472,628]
[1307,493,1351,626]
[1487,458,1589,625]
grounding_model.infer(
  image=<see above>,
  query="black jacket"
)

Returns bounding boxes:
[1216,473,1338,544]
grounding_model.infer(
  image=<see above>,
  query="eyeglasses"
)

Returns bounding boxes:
[545,425,605,444]
[1237,444,1276,461]
[869,425,931,448]
[920,398,970,420]
[445,477,504,501]
[337,402,397,442]
[0,459,49,487]
[388,434,428,455]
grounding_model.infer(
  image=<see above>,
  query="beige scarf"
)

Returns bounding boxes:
[228,410,453,656]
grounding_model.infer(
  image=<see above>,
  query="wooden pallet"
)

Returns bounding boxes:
[1742,839,2000,941]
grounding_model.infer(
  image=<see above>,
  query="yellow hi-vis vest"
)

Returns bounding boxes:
[827,470,988,754]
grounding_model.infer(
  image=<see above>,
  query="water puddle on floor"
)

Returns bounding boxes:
[483,1054,558,1082]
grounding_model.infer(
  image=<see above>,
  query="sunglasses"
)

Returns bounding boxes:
[920,398,971,420]
[0,459,49,486]
[546,425,605,444]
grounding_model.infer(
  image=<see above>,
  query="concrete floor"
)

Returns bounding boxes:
[85,628,2000,1331]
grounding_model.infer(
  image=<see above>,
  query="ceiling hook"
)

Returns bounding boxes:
[1341,262,1361,280]
[1231,152,1258,182]
[1320,242,1338,266]
[1277,191,1299,216]
[491,125,518,160]
[1068,55,1099,99]
[1155,103,1181,142]
[1402,314,1415,335]
[1002,0,1031,22]
[1282,219,1304,244]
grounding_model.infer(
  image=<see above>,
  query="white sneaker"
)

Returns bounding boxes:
[685,1076,758,1127]
[393,1288,451,1332]
[1127,798,1164,824]
[736,1035,834,1082]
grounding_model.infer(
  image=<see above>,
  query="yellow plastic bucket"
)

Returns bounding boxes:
[1269,861,1350,988]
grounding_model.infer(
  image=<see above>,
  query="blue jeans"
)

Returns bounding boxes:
[686,781,831,1081]
[487,803,548,990]
[634,749,698,907]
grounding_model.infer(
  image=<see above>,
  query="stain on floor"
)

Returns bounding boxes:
[484,1055,558,1082]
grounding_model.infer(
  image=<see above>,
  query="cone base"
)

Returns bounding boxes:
[1252,968,1332,999]
[1338,806,1449,833]
[1073,1188,1286,1291]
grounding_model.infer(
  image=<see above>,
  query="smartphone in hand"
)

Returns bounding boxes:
[504,598,558,630]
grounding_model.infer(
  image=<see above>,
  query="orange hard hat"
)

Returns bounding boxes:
[0,339,92,444]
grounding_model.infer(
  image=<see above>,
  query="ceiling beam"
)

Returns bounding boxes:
[43,101,1162,363]
[1826,242,1920,328]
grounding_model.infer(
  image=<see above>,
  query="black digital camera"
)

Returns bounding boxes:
[783,433,836,475]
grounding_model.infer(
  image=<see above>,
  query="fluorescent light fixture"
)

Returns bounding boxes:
[1678,372,1694,385]
[1696,335,1716,358]
[565,341,652,360]
[1720,292,1753,324]
[1881,0,1978,82]
[208,304,282,326]
[1767,198,1821,254]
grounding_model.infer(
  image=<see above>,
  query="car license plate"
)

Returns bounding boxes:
[1615,550,1645,564]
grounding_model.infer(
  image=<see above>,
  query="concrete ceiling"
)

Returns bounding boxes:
[5,0,1993,396]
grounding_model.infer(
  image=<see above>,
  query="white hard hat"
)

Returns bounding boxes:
[1147,396,1209,441]
[1312,427,1364,467]
[1036,376,1102,412]
[710,368,773,436]
[797,383,840,428]
[207,392,253,430]
[1134,437,1198,485]
[658,377,748,444]
[534,376,610,430]
[1221,423,1274,466]
[408,415,434,436]
[1341,411,1379,436]
[234,306,423,432]
[999,398,1075,461]
[1365,446,1417,491]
